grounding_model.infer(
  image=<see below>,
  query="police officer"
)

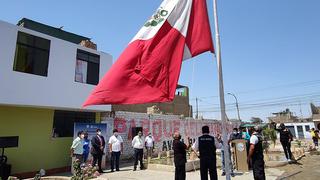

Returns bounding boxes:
[192,126,218,180]
[247,125,266,180]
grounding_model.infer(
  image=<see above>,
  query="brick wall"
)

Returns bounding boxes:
[101,111,239,159]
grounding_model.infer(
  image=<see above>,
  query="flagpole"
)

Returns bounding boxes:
[212,0,232,179]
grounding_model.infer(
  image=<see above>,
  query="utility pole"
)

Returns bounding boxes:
[196,97,199,119]
[228,92,241,121]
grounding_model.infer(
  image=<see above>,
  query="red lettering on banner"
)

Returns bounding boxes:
[196,122,202,136]
[127,119,136,140]
[173,120,180,133]
[184,121,190,137]
[114,118,127,133]
[140,119,150,135]
[163,120,173,138]
[216,123,222,134]
[211,123,215,134]
[189,121,196,137]
[152,120,162,142]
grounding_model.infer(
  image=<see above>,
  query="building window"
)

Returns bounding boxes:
[305,125,310,132]
[52,110,96,138]
[297,125,304,139]
[286,126,296,138]
[75,49,100,85]
[13,31,50,76]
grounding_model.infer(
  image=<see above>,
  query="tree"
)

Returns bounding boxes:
[250,117,263,124]
[263,128,277,148]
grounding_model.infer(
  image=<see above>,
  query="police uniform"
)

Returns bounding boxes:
[250,132,266,180]
[193,134,218,180]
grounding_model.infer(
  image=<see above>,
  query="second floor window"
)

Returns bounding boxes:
[75,49,100,85]
[13,32,50,76]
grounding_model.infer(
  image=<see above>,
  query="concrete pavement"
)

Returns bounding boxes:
[98,165,284,180]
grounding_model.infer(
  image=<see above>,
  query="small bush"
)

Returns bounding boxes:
[71,159,100,180]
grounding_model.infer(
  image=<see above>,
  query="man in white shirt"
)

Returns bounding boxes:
[132,131,145,171]
[144,132,154,158]
[108,129,123,172]
[71,131,85,162]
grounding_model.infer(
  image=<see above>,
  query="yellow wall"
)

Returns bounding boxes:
[0,106,100,174]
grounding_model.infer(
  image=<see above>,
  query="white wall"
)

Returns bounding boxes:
[0,20,112,112]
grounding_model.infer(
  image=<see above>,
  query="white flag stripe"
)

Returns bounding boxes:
[130,0,179,42]
[166,0,192,37]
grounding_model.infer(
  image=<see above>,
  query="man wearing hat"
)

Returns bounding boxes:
[248,125,265,180]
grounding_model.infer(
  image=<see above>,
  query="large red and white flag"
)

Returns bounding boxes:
[83,0,214,106]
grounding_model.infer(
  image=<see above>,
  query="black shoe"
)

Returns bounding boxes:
[221,172,226,176]
[110,170,114,172]
[231,173,235,177]
[140,167,146,170]
[98,170,104,173]
[116,169,120,171]
[133,168,136,171]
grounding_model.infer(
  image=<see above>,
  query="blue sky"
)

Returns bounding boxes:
[1,0,320,121]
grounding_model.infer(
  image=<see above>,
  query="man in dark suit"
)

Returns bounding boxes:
[173,132,189,180]
[91,128,105,173]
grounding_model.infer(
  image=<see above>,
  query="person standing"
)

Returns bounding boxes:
[145,132,155,159]
[172,132,188,180]
[310,128,319,148]
[91,129,105,173]
[248,125,266,180]
[216,134,234,177]
[229,128,242,143]
[83,131,90,163]
[132,131,145,171]
[71,131,85,162]
[108,129,123,172]
[275,123,293,161]
[192,126,218,180]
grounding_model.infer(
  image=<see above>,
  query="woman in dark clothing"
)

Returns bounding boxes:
[275,123,293,161]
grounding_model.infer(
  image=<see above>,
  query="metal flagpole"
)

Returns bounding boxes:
[212,0,232,179]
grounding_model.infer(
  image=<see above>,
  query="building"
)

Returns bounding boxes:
[311,103,320,130]
[0,18,112,177]
[268,108,315,139]
[281,122,315,139]
[112,85,193,117]
[268,108,299,123]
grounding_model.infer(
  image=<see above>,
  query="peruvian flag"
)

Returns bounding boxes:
[83,0,214,106]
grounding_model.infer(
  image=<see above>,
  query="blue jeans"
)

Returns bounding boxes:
[221,148,233,173]
[83,152,89,163]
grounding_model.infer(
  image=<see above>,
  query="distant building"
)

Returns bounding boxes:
[0,18,112,177]
[268,108,315,139]
[112,85,193,117]
[281,122,315,139]
[268,108,299,123]
[311,103,320,130]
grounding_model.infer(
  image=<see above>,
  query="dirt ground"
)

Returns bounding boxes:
[276,152,320,180]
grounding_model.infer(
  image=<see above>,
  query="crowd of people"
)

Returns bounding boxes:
[172,125,266,180]
[70,122,319,180]
[70,128,154,173]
